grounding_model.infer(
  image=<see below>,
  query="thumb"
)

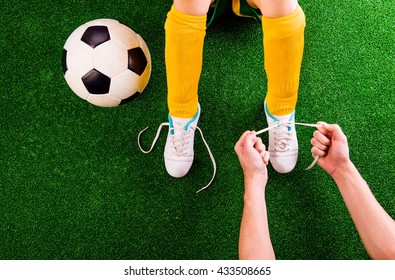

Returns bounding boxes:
[331,124,348,144]
[244,132,257,151]
[320,123,342,140]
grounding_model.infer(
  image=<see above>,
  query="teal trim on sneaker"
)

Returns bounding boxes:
[264,102,279,122]
[168,105,200,134]
[264,102,296,132]
[168,114,174,135]
[287,111,295,131]
[185,105,200,130]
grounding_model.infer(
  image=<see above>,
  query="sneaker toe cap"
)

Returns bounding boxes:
[165,158,193,178]
[270,153,298,173]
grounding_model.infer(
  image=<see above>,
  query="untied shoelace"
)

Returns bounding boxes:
[137,123,216,193]
[256,121,323,170]
[138,121,323,193]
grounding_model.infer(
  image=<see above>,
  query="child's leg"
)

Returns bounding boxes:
[246,0,305,173]
[249,0,305,116]
[163,0,212,179]
[165,0,212,118]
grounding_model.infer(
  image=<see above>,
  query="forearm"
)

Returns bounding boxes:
[332,162,395,259]
[239,176,275,260]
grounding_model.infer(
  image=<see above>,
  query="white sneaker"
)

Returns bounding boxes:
[137,103,216,192]
[265,102,298,173]
[164,105,200,178]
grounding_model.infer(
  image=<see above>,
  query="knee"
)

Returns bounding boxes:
[254,0,298,18]
[173,0,212,16]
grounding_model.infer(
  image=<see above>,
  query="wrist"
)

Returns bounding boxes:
[243,173,267,202]
[331,160,356,181]
[244,173,267,188]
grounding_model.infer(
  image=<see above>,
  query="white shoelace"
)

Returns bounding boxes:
[137,121,322,193]
[255,121,322,170]
[137,123,216,193]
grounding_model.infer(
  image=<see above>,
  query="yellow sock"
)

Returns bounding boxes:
[165,5,207,118]
[262,5,306,116]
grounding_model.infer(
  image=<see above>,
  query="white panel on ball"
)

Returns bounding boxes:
[64,24,89,50]
[85,18,118,28]
[109,23,140,49]
[94,40,128,78]
[110,71,140,100]
[67,41,94,77]
[87,94,121,107]
[64,71,90,100]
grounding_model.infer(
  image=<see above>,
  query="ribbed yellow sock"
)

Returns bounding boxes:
[262,5,306,116]
[165,5,207,118]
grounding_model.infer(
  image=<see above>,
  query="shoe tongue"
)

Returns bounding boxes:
[268,112,294,132]
[275,113,292,123]
[171,116,191,138]
[269,110,293,121]
[171,116,190,130]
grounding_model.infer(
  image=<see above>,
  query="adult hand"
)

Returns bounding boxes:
[311,123,351,176]
[235,131,270,187]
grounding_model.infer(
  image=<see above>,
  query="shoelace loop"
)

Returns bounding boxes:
[137,123,216,193]
[170,126,191,156]
[137,121,322,194]
[273,130,292,151]
[256,121,322,170]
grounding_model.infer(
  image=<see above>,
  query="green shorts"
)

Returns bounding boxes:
[207,0,261,27]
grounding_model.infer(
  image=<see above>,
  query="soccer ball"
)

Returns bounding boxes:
[62,19,151,107]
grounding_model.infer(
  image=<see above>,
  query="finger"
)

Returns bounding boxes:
[322,123,341,135]
[254,137,266,154]
[317,121,328,127]
[234,130,251,153]
[311,146,327,157]
[320,124,348,145]
[244,132,258,152]
[239,130,251,143]
[331,124,348,144]
[262,151,270,165]
[317,122,333,135]
[313,130,331,146]
[311,137,329,151]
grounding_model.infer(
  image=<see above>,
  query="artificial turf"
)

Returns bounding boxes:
[0,0,394,260]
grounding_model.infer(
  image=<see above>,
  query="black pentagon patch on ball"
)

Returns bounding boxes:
[128,48,147,76]
[62,49,68,74]
[82,69,111,94]
[81,26,110,48]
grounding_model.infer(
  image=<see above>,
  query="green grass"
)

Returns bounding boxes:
[0,0,394,260]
